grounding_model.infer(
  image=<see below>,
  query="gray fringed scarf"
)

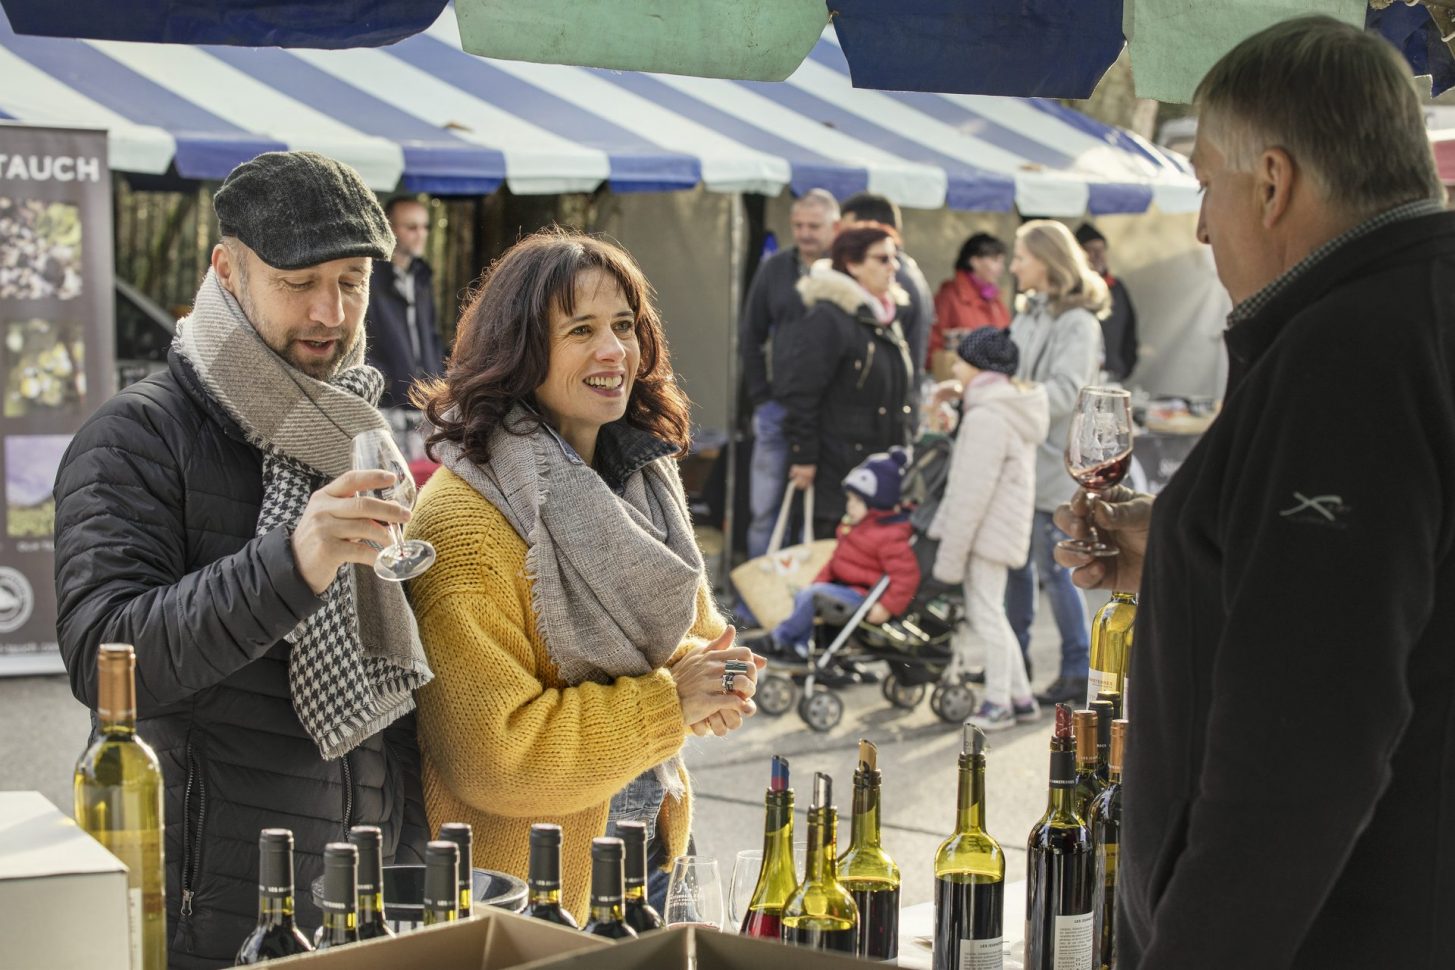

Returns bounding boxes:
[436,406,705,797]
[174,269,432,759]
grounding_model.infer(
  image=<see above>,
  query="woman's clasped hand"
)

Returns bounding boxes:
[672,627,767,738]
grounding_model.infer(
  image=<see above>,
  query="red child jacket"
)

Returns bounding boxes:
[815,508,922,617]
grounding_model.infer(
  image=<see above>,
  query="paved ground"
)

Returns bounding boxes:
[0,595,1093,914]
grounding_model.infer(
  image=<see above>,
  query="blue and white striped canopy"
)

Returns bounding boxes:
[0,6,1200,217]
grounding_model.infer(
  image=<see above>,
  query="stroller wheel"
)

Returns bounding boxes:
[797,687,844,733]
[930,682,978,724]
[881,673,926,710]
[757,673,797,717]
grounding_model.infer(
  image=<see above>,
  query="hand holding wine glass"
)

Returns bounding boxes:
[350,429,436,581]
[1057,387,1134,559]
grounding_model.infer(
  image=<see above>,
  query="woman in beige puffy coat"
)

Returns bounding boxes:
[927,327,1049,731]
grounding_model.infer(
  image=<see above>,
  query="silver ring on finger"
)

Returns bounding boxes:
[721,671,737,694]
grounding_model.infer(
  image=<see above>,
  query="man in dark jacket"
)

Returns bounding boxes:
[741,188,838,558]
[839,192,935,384]
[1054,18,1453,968]
[365,196,443,409]
[54,151,431,969]
[1074,222,1138,381]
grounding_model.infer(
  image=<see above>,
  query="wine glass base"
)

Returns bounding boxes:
[374,540,437,581]
[1056,538,1120,559]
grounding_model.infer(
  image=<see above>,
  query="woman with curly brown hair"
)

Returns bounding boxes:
[405,228,764,920]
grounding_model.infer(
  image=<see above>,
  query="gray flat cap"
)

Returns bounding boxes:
[213,151,394,270]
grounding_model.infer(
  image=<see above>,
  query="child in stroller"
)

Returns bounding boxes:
[750,444,982,731]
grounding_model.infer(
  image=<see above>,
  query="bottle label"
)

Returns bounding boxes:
[1052,912,1094,970]
[127,887,143,970]
[1086,668,1117,706]
[959,936,1003,970]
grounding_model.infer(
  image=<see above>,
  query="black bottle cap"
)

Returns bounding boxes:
[258,828,294,897]
[438,822,472,886]
[590,837,626,905]
[321,843,358,912]
[617,821,648,888]
[529,824,563,890]
[1049,749,1076,788]
[348,826,383,892]
[424,841,459,909]
[1091,700,1115,751]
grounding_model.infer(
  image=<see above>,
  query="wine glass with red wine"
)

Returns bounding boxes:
[1056,386,1134,558]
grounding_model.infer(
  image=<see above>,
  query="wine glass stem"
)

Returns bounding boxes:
[1084,489,1102,547]
[387,522,406,554]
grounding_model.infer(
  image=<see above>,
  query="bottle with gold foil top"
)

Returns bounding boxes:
[1072,710,1108,821]
[781,773,859,953]
[74,643,166,970]
[1090,720,1126,970]
[1086,592,1136,711]
[838,740,901,959]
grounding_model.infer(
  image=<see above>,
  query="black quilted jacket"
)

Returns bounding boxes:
[54,351,429,969]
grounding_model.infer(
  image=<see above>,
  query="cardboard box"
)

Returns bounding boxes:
[516,925,879,970]
[268,905,611,969]
[0,790,132,970]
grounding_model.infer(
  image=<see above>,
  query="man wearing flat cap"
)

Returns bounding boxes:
[54,151,433,967]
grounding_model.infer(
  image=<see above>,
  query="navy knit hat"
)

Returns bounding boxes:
[957,326,1019,376]
[213,151,394,270]
[843,446,910,510]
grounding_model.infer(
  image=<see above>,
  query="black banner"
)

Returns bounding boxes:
[0,124,114,675]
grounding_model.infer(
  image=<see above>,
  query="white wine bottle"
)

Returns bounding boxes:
[1086,592,1135,711]
[74,643,166,970]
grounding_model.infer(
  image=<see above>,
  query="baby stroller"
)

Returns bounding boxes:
[754,437,981,732]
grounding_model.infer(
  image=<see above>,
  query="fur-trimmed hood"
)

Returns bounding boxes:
[796,261,909,317]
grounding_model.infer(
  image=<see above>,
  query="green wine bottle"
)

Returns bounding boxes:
[235,829,313,963]
[422,841,459,926]
[781,772,858,953]
[618,821,664,933]
[313,843,360,950]
[1090,719,1127,970]
[348,825,393,940]
[582,837,638,939]
[74,644,166,970]
[1072,710,1108,822]
[838,739,900,959]
[933,724,1005,970]
[740,755,796,940]
[437,822,473,919]
[526,823,578,928]
[1087,592,1136,711]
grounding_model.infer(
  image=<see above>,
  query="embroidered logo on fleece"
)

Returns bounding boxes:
[1278,492,1350,528]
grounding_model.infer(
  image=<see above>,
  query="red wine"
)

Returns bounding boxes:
[782,925,857,953]
[740,909,782,940]
[1025,743,1095,970]
[934,874,1003,970]
[1068,453,1131,492]
[850,885,900,959]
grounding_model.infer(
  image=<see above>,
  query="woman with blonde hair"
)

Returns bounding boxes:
[1005,219,1107,706]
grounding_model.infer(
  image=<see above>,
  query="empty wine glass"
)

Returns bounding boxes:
[664,855,724,930]
[351,429,436,581]
[728,842,807,930]
[1057,386,1134,558]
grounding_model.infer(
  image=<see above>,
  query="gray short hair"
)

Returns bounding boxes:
[793,188,840,219]
[1195,16,1444,216]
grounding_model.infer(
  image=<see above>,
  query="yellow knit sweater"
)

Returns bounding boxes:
[405,466,727,921]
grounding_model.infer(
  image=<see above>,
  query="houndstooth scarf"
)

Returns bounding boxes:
[436,405,706,797]
[174,269,432,759]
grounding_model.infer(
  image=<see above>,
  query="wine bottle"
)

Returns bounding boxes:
[933,724,1005,970]
[582,837,638,939]
[617,821,664,933]
[235,829,313,964]
[1025,707,1095,970]
[313,843,360,950]
[1094,690,1123,722]
[437,822,473,918]
[838,739,900,959]
[1072,710,1107,822]
[1086,592,1135,710]
[1089,700,1115,785]
[74,643,166,970]
[526,823,578,928]
[740,755,797,940]
[348,825,393,940]
[422,841,459,926]
[781,772,858,953]
[1090,720,1127,970]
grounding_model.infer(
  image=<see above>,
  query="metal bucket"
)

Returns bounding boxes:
[312,865,528,933]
